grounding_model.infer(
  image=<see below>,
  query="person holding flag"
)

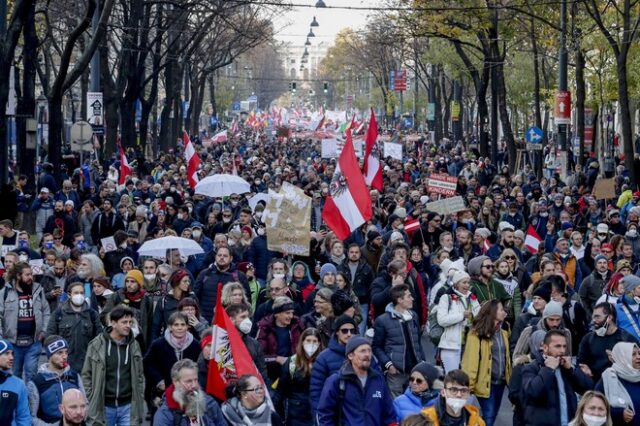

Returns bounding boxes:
[363,108,383,191]
[183,131,201,189]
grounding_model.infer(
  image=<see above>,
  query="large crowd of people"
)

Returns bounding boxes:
[0,126,639,426]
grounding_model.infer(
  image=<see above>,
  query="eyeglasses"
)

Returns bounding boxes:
[54,237,62,241]
[504,256,516,260]
[245,385,264,393]
[445,386,470,396]
[339,328,356,335]
[409,377,425,384]
[602,250,612,254]
[269,286,285,292]
[482,264,494,269]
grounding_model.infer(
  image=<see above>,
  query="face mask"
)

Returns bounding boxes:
[230,201,238,207]
[180,255,188,264]
[255,180,262,185]
[192,230,202,239]
[18,254,28,262]
[177,213,184,220]
[273,273,285,279]
[45,241,53,249]
[634,296,640,304]
[303,342,319,357]
[582,414,607,426]
[76,241,86,250]
[396,224,404,231]
[223,217,231,223]
[539,212,548,217]
[144,274,156,281]
[445,397,467,415]
[18,240,28,250]
[228,239,236,247]
[188,207,193,214]
[71,294,85,306]
[238,318,252,334]
[627,230,638,238]
[257,228,265,236]
[594,320,608,337]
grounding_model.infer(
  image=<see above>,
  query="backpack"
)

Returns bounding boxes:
[428,296,451,345]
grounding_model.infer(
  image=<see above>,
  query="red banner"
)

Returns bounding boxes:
[427,173,458,196]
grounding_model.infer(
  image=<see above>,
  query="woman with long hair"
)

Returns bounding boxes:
[500,247,531,297]
[276,328,323,426]
[151,268,196,340]
[569,391,612,426]
[461,299,511,426]
[493,256,521,324]
[222,374,283,426]
[595,342,640,425]
[222,281,251,307]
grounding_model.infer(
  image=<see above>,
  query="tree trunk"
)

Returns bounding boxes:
[618,56,636,187]
[16,1,37,176]
[575,47,586,166]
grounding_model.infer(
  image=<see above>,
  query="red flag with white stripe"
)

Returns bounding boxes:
[404,216,421,238]
[363,108,383,191]
[183,131,201,189]
[322,128,373,240]
[525,225,542,254]
[118,142,132,185]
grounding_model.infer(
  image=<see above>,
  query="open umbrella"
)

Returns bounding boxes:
[194,174,251,198]
[137,236,204,258]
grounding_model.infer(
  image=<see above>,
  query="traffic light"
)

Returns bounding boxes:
[292,82,297,93]
[323,81,328,93]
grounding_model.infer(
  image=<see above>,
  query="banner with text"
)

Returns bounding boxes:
[263,183,311,255]
[427,173,458,196]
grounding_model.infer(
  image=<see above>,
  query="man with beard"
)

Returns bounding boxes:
[317,337,397,426]
[528,199,550,239]
[44,201,77,247]
[142,258,166,305]
[59,388,88,426]
[453,228,482,265]
[467,256,511,307]
[154,359,226,426]
[27,336,84,425]
[361,229,383,274]
[90,199,125,245]
[70,254,104,300]
[40,257,69,312]
[487,222,521,261]
[0,262,50,383]
[0,339,30,426]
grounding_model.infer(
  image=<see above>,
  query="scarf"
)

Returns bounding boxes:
[330,254,345,265]
[125,288,146,303]
[164,328,194,360]
[222,397,272,426]
[602,342,640,411]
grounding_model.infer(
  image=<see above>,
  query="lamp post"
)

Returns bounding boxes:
[36,93,47,178]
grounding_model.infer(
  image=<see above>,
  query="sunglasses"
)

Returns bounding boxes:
[409,377,424,384]
[504,256,516,260]
[482,264,494,269]
[339,328,356,335]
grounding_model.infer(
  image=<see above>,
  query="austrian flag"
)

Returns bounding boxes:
[118,143,132,185]
[322,128,373,240]
[183,131,201,189]
[363,108,383,191]
[525,225,542,254]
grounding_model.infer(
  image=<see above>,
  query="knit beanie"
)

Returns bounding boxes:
[532,284,551,303]
[594,254,608,264]
[367,230,382,243]
[345,336,370,355]
[319,263,337,280]
[125,269,143,287]
[542,301,563,319]
[331,290,354,317]
[621,275,640,294]
[333,314,358,334]
[0,339,12,355]
[411,362,443,390]
[452,270,470,285]
[616,260,632,273]
[468,256,489,277]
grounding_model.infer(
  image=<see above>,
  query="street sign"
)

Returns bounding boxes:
[554,91,571,125]
[389,70,395,91]
[394,69,407,92]
[584,108,594,152]
[526,143,544,151]
[526,126,543,143]
[451,102,460,121]
[70,121,94,152]
[232,102,241,112]
[248,95,258,102]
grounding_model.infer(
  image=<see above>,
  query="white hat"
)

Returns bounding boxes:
[40,187,49,194]
[498,221,515,232]
[596,223,609,234]
[452,270,470,285]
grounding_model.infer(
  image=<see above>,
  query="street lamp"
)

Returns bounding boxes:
[315,0,326,7]
[305,38,311,46]
[307,28,315,38]
[303,47,309,56]
[310,16,319,27]
[36,93,47,168]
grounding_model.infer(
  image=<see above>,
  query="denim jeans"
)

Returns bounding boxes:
[478,383,506,426]
[12,341,41,383]
[106,403,131,426]
[359,303,369,335]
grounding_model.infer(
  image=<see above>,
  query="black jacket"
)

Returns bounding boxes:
[338,259,375,303]
[193,264,249,323]
[143,334,201,390]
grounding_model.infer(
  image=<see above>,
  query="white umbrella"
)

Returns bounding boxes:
[194,174,251,198]
[137,236,204,258]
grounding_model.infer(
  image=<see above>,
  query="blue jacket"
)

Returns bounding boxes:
[317,363,398,426]
[310,337,347,416]
[27,364,83,423]
[247,236,278,280]
[393,386,437,421]
[153,386,226,426]
[186,236,214,276]
[0,370,30,426]
[616,296,640,342]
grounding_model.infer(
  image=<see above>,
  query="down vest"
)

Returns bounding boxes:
[372,304,424,373]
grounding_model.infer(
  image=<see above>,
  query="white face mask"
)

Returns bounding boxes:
[273,273,285,279]
[257,228,265,236]
[303,342,319,357]
[177,213,184,220]
[634,296,640,304]
[594,320,608,337]
[71,294,85,306]
[582,414,607,426]
[238,318,252,334]
[144,274,156,281]
[18,254,28,263]
[627,230,638,238]
[445,397,467,415]
[192,230,202,239]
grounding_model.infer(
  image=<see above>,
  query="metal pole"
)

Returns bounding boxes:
[490,5,499,164]
[0,0,8,184]
[413,45,418,131]
[558,0,568,161]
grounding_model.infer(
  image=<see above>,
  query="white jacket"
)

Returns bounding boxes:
[436,291,480,350]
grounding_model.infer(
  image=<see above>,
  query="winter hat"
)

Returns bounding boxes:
[272,296,295,314]
[452,270,470,285]
[92,276,112,290]
[125,269,143,287]
[200,335,212,351]
[237,262,252,274]
[390,231,404,243]
[169,269,189,288]
[529,330,546,356]
[331,290,354,316]
[345,336,370,355]
[514,230,525,240]
[543,301,563,319]
[474,227,491,240]
[560,222,574,230]
[411,362,444,390]
[596,223,609,234]
[594,254,608,264]
[388,214,400,225]
[333,314,358,334]
[394,207,407,219]
[45,338,69,358]
[532,285,552,303]
[498,221,515,232]
[319,263,337,280]
[119,256,135,269]
[616,259,632,273]
[367,230,382,243]
[468,256,490,277]
[0,339,12,355]
[420,195,429,205]
[621,274,640,294]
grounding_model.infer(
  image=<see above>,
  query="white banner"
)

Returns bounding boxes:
[384,142,403,160]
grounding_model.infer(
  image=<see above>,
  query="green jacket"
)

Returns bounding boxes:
[82,329,145,426]
[470,278,511,305]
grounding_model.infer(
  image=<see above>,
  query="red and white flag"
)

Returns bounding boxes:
[207,286,265,400]
[404,216,421,238]
[118,142,132,185]
[363,108,383,191]
[322,128,373,240]
[212,130,228,144]
[183,131,201,189]
[525,225,542,254]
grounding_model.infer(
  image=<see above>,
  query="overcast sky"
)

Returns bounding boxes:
[272,0,386,47]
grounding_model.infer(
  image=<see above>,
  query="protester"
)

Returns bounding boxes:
[419,369,485,426]
[59,388,89,426]
[222,374,283,426]
[0,338,31,426]
[393,362,443,421]
[595,342,640,425]
[568,390,612,426]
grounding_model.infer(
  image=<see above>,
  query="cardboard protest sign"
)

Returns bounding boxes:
[262,183,312,256]
[101,236,117,252]
[427,173,458,196]
[425,196,466,216]
[593,178,615,200]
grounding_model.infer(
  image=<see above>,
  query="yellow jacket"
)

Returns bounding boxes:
[421,403,485,426]
[461,329,512,398]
